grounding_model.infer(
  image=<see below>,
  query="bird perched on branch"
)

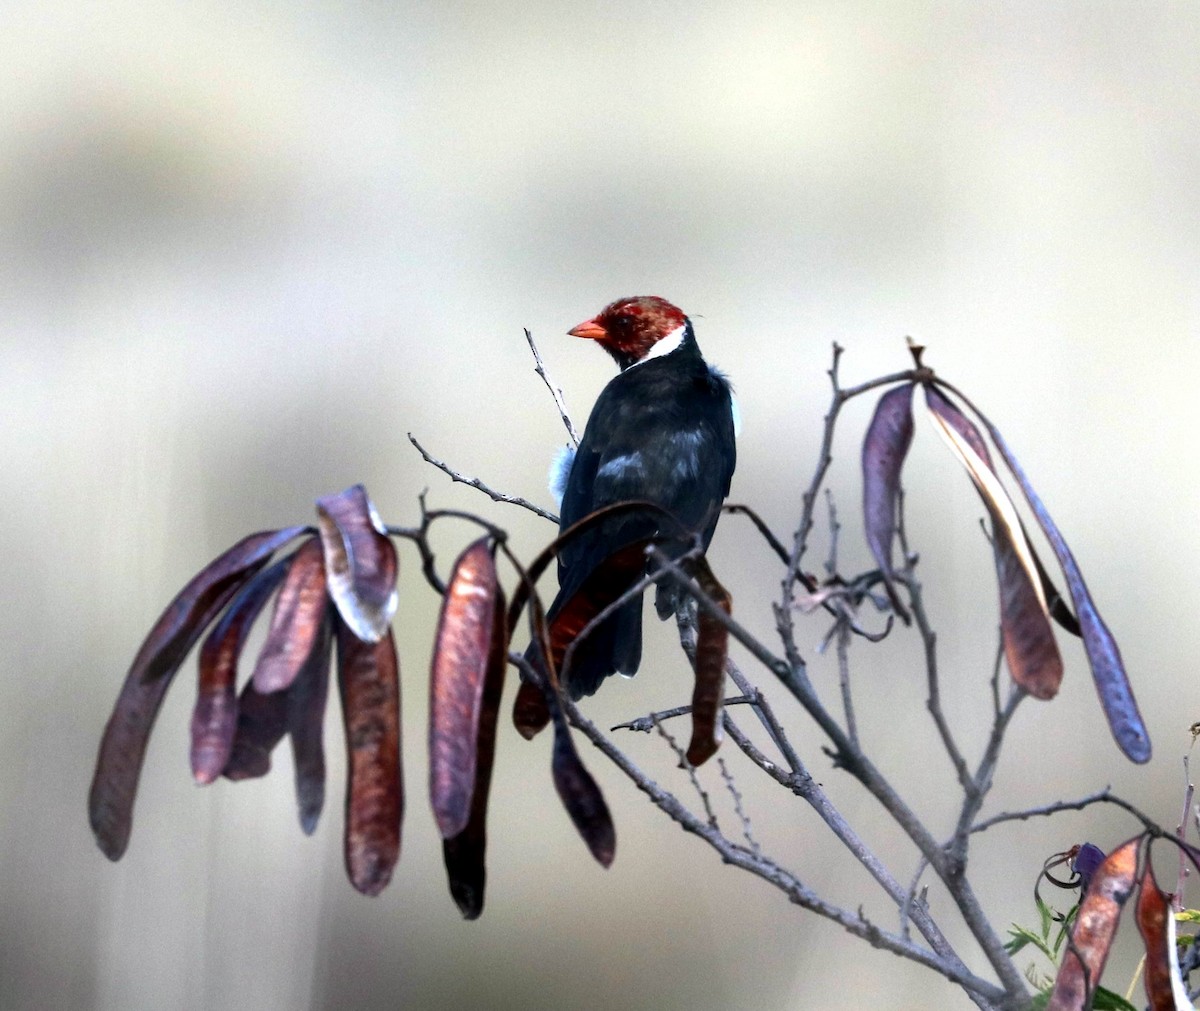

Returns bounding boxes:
[538,296,737,699]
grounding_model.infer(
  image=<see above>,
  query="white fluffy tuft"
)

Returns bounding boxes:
[548,444,576,508]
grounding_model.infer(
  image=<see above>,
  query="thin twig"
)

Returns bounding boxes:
[654,718,718,829]
[896,493,972,793]
[1178,752,1195,911]
[950,683,1024,866]
[408,432,559,522]
[723,503,791,567]
[671,594,802,774]
[726,501,885,641]
[900,857,931,941]
[970,788,1158,835]
[611,696,755,733]
[725,663,804,776]
[783,347,916,601]
[989,637,1004,719]
[385,490,447,593]
[718,756,760,854]
[524,328,580,446]
[835,620,858,747]
[652,550,1026,1001]
[648,547,792,680]
[775,346,914,686]
[824,488,840,578]
[558,693,1008,1009]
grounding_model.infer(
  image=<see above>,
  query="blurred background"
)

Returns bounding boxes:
[3,3,1198,1008]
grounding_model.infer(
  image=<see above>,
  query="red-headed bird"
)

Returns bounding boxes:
[537,296,737,699]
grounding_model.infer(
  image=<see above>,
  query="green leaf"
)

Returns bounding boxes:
[1089,985,1138,1010]
[1005,924,1055,961]
[1035,895,1054,938]
[1005,934,1032,956]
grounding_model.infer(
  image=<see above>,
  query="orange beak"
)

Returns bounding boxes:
[568,317,608,341]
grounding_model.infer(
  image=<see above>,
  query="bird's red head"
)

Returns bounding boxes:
[568,296,688,370]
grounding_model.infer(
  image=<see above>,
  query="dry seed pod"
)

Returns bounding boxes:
[924,386,1062,700]
[429,538,500,840]
[443,589,509,918]
[288,606,333,835]
[191,558,291,783]
[89,525,308,860]
[947,385,1151,763]
[1135,860,1194,1011]
[1046,837,1140,1011]
[253,536,329,694]
[861,383,915,622]
[528,599,615,868]
[685,558,730,767]
[317,485,399,643]
[336,620,403,896]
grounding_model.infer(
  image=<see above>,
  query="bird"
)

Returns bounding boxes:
[534,295,737,700]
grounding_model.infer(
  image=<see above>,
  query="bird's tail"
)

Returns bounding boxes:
[523,593,644,700]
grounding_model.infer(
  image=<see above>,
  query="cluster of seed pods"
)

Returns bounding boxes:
[89,487,731,915]
[861,378,1151,764]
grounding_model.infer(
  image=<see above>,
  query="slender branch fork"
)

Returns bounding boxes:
[409,329,1164,1011]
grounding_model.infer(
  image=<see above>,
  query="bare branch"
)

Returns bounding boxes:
[670,601,803,775]
[648,547,792,681]
[723,503,791,567]
[900,856,931,941]
[652,546,1022,1002]
[653,719,718,830]
[896,493,973,793]
[824,488,840,578]
[717,713,976,991]
[1178,753,1195,909]
[386,490,447,593]
[718,757,760,854]
[559,692,1008,1008]
[835,620,858,748]
[611,696,755,733]
[950,682,1024,866]
[408,432,559,522]
[783,347,916,603]
[524,328,580,446]
[970,788,1158,835]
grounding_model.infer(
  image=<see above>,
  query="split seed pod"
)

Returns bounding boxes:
[1046,837,1140,1011]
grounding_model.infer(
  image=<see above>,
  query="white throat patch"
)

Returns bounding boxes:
[629,322,687,368]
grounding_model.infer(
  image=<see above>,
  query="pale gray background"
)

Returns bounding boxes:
[3,3,1198,1009]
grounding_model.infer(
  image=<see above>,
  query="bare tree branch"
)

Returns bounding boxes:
[556,690,1009,1009]
[718,756,760,854]
[970,788,1158,835]
[408,432,559,522]
[524,327,580,446]
[611,696,755,733]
